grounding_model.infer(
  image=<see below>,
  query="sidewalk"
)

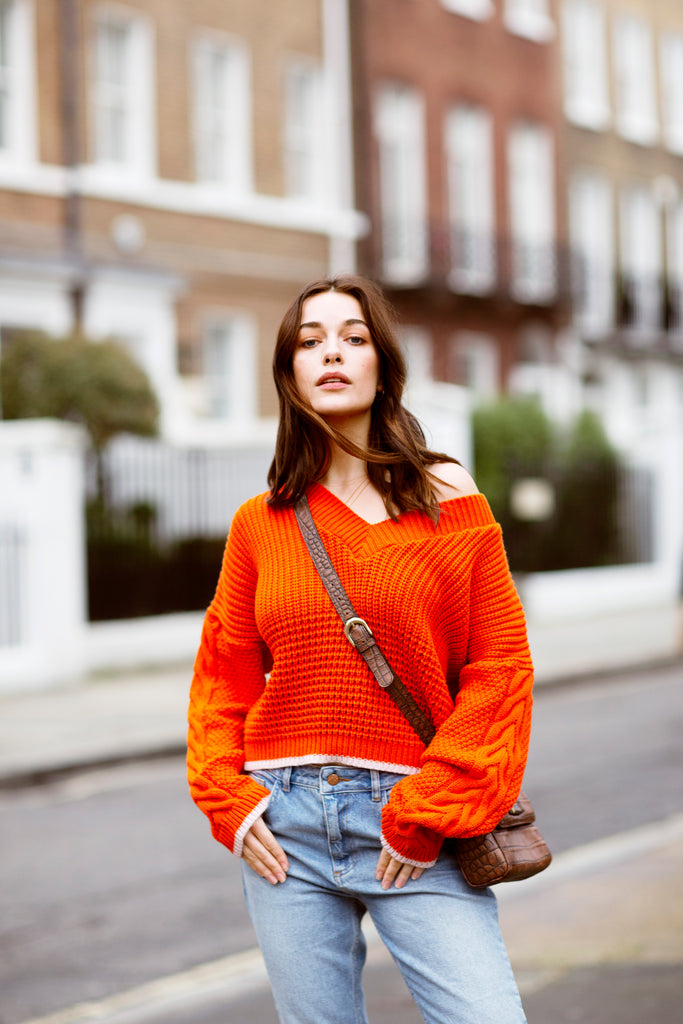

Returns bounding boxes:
[0,663,193,786]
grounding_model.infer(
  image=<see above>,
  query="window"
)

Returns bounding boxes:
[399,326,432,385]
[0,0,36,163]
[569,170,614,335]
[660,33,683,155]
[666,200,683,338]
[619,185,662,334]
[440,0,494,21]
[284,60,325,201]
[202,315,256,421]
[504,0,554,42]
[449,332,499,398]
[561,0,610,130]
[613,14,658,145]
[374,83,428,285]
[92,8,155,175]
[446,105,496,294]
[507,122,556,303]
[192,34,251,189]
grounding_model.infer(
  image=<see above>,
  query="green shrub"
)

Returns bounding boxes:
[473,400,629,572]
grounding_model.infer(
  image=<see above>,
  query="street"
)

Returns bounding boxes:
[1,661,682,1024]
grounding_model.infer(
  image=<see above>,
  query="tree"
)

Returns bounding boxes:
[1,330,159,496]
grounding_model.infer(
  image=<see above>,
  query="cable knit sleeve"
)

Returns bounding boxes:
[380,524,534,867]
[187,503,271,858]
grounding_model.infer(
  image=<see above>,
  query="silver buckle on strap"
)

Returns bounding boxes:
[343,616,373,647]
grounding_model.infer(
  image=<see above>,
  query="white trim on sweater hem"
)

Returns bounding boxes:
[380,834,439,869]
[243,753,418,775]
[233,795,271,859]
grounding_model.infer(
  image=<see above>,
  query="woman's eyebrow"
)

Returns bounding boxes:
[298,318,368,330]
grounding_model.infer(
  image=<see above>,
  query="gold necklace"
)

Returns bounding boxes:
[341,475,370,508]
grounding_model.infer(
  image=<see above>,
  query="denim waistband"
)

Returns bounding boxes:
[248,764,407,797]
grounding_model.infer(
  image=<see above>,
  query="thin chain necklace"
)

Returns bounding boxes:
[330,474,370,509]
[345,476,370,508]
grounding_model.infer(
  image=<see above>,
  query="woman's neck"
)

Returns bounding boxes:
[320,448,369,498]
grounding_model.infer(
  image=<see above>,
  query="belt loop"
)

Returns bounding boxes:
[281,766,292,792]
[370,770,381,802]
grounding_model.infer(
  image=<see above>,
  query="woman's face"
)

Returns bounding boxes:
[292,290,380,427]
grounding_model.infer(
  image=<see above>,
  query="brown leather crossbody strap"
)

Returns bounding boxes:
[294,496,436,746]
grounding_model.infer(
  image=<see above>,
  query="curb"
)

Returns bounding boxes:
[0,743,186,791]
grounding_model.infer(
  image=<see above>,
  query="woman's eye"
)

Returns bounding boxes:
[301,338,319,348]
[347,335,365,345]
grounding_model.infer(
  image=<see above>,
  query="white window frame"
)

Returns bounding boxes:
[504,0,555,43]
[90,4,156,179]
[398,326,432,386]
[445,104,496,294]
[619,184,662,337]
[569,169,614,336]
[191,31,252,191]
[507,122,556,304]
[0,0,36,166]
[449,331,499,399]
[374,82,429,285]
[283,58,325,202]
[561,0,610,131]
[201,313,257,423]
[660,32,683,156]
[440,0,494,21]
[613,14,658,147]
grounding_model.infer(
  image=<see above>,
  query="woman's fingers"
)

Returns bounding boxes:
[376,849,425,889]
[241,818,289,885]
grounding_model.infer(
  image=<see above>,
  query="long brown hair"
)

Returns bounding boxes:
[267,275,458,519]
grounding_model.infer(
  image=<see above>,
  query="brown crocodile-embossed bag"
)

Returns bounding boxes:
[295,496,552,888]
[453,790,551,887]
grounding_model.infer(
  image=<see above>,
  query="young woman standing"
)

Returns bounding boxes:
[188,275,533,1023]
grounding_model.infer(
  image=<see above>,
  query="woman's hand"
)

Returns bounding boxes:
[375,848,425,890]
[241,817,289,885]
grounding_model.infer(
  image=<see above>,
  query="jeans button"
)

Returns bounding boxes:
[327,773,340,785]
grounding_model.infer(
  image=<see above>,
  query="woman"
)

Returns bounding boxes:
[188,275,533,1024]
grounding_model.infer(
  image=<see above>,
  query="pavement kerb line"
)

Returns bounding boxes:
[16,813,683,1024]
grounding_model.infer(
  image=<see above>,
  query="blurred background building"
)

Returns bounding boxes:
[0,0,682,690]
[0,0,362,440]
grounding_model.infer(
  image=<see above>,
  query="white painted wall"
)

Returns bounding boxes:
[0,419,87,693]
[0,270,74,336]
[406,381,473,469]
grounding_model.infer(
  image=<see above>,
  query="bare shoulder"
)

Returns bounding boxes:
[429,461,479,502]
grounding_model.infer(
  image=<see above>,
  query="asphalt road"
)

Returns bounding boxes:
[1,661,682,1024]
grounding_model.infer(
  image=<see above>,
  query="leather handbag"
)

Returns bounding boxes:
[294,495,552,888]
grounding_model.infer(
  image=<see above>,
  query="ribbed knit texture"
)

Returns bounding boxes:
[187,483,534,866]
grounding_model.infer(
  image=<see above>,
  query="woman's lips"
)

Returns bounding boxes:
[316,373,351,388]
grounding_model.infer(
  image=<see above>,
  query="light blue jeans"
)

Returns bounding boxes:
[241,765,527,1024]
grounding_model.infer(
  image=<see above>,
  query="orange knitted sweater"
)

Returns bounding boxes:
[187,483,534,867]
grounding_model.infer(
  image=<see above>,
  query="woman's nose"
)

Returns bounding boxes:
[323,341,342,363]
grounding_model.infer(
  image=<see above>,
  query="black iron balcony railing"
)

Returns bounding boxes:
[373,219,573,308]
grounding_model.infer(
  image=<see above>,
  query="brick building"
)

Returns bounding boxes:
[559,0,683,443]
[349,0,569,406]
[0,0,361,440]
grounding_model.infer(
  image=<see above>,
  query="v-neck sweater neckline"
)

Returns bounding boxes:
[306,481,496,557]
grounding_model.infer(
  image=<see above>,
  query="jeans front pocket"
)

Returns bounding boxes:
[247,768,283,822]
